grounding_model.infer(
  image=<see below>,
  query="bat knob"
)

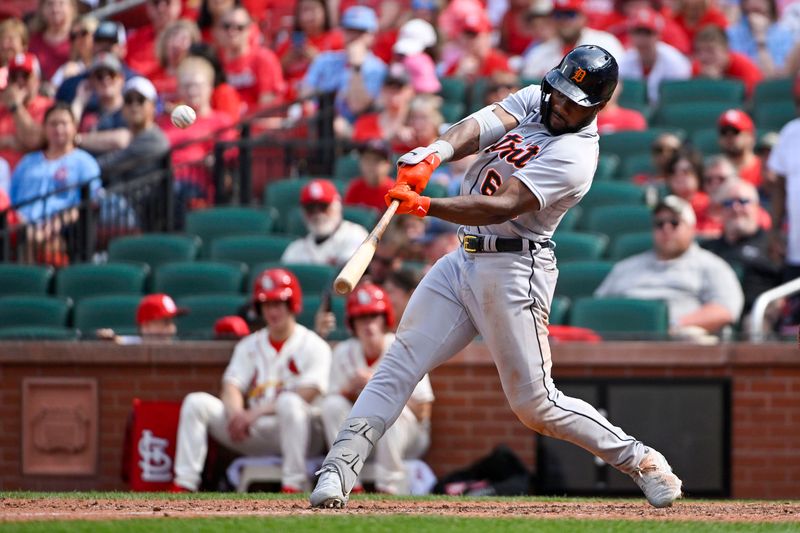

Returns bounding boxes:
[334,278,353,295]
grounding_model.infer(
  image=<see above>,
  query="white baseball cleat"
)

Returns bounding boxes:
[631,448,683,508]
[310,469,348,509]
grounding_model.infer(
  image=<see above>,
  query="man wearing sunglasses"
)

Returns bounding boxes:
[717,109,763,188]
[521,0,623,79]
[595,195,743,336]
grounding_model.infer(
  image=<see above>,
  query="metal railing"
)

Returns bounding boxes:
[748,277,800,342]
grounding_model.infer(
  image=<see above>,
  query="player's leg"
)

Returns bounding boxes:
[173,392,228,491]
[466,251,681,507]
[320,394,353,448]
[311,251,478,507]
[373,406,428,494]
[274,390,320,491]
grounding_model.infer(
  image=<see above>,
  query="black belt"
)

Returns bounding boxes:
[462,234,554,253]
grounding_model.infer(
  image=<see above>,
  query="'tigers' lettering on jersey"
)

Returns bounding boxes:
[484,133,541,169]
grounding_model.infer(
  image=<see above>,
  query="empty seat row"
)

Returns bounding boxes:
[548,296,669,339]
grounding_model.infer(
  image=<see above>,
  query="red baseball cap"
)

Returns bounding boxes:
[300,179,340,205]
[461,11,493,33]
[136,294,187,325]
[214,316,250,339]
[718,109,754,133]
[552,0,583,12]
[8,53,40,77]
[627,7,663,33]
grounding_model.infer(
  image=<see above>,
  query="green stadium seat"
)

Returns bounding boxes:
[569,297,669,339]
[73,294,140,336]
[210,235,295,268]
[555,261,614,300]
[108,234,201,269]
[690,128,721,155]
[441,101,466,124]
[297,293,348,339]
[0,326,78,340]
[617,153,655,180]
[263,178,312,230]
[659,79,745,104]
[423,182,449,198]
[176,294,248,339]
[553,231,609,262]
[439,76,467,102]
[248,262,338,296]
[580,182,645,211]
[584,205,653,240]
[0,264,53,296]
[753,78,794,105]
[344,206,380,229]
[469,77,490,113]
[599,129,683,161]
[652,102,737,136]
[753,101,794,132]
[154,261,246,299]
[609,231,653,260]
[618,79,648,109]
[0,295,71,328]
[594,154,620,181]
[558,205,582,231]
[334,153,361,181]
[185,207,274,255]
[56,263,149,303]
[549,296,570,325]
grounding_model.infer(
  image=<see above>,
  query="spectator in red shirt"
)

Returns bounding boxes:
[717,109,764,188]
[157,56,236,209]
[0,18,29,92]
[276,0,345,101]
[666,147,722,238]
[0,53,52,170]
[597,80,648,134]
[215,6,286,116]
[601,0,692,54]
[442,11,512,81]
[125,0,183,78]
[187,43,242,122]
[344,139,395,213]
[672,0,728,45]
[28,0,78,82]
[501,0,549,56]
[149,20,202,106]
[352,62,415,150]
[693,25,764,96]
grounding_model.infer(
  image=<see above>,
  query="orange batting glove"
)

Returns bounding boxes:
[396,153,441,194]
[385,184,431,217]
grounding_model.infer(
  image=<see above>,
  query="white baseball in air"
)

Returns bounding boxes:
[171,104,196,128]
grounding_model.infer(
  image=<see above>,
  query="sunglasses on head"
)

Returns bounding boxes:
[722,197,752,209]
[222,22,248,31]
[69,28,90,40]
[124,93,147,105]
[92,69,118,80]
[719,127,742,137]
[653,218,680,229]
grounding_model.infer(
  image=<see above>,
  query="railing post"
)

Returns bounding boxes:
[163,156,174,232]
[239,123,252,205]
[213,141,226,205]
[78,181,96,262]
[0,209,7,261]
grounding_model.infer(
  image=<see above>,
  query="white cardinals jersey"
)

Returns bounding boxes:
[461,84,599,241]
[281,220,368,267]
[329,334,434,404]
[223,325,332,408]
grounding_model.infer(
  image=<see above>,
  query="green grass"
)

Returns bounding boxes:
[3,516,799,533]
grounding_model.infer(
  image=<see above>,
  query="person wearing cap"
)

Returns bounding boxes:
[281,178,369,266]
[693,25,764,97]
[172,268,331,493]
[352,62,415,149]
[717,109,763,188]
[595,195,744,336]
[70,52,130,157]
[321,282,434,494]
[50,15,98,90]
[96,76,169,182]
[344,140,396,213]
[392,19,440,95]
[599,0,690,55]
[0,52,53,170]
[302,6,388,124]
[521,0,624,79]
[214,7,286,116]
[701,179,782,318]
[618,6,692,105]
[136,293,186,340]
[665,147,722,238]
[442,11,513,80]
[596,80,647,134]
[0,18,30,92]
[214,315,250,340]
[125,0,183,78]
[28,0,79,82]
[500,0,551,57]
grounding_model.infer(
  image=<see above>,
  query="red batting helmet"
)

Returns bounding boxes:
[252,268,302,314]
[136,293,187,325]
[346,282,395,329]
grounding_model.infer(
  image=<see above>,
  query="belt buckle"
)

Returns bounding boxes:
[463,235,480,253]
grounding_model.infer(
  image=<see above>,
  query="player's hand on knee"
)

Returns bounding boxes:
[385,184,430,217]
[226,410,252,442]
[396,147,441,194]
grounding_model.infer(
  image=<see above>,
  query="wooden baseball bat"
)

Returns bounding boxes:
[334,200,400,295]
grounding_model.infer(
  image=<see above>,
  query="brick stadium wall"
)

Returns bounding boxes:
[0,341,798,498]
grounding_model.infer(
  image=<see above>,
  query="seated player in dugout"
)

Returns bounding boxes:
[96,293,184,342]
[320,282,433,495]
[311,45,683,510]
[172,268,331,493]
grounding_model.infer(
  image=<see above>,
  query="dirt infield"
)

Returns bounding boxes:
[2,496,800,523]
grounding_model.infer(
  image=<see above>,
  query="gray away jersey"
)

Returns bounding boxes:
[460,84,599,241]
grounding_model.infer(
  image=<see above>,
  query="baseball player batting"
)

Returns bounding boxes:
[311,45,682,509]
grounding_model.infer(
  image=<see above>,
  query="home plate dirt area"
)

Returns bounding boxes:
[2,496,800,523]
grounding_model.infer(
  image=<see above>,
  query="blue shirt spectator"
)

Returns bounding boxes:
[727,3,796,73]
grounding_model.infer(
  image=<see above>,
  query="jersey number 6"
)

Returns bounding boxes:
[480,169,503,196]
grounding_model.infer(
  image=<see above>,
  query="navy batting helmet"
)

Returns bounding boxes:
[543,45,618,108]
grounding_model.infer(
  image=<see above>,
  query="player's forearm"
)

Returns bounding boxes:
[220,382,246,414]
[428,194,518,226]
[676,303,734,333]
[438,117,480,161]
